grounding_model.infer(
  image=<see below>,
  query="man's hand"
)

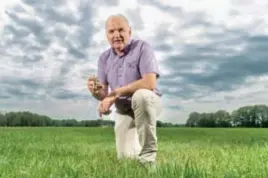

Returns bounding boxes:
[87,75,102,93]
[87,75,107,100]
[98,96,116,118]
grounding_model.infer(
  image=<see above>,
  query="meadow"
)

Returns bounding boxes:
[0,127,268,178]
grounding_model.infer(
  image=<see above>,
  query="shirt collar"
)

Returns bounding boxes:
[111,39,133,56]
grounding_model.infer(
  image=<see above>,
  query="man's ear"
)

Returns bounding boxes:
[129,27,132,36]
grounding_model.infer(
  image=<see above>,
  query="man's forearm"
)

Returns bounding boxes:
[121,73,157,96]
[121,79,154,95]
[108,76,156,98]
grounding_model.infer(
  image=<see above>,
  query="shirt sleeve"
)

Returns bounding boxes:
[97,53,108,85]
[139,42,160,78]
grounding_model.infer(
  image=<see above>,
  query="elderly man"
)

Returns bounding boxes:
[87,14,163,167]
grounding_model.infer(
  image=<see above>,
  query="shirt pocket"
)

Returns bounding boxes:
[127,61,137,69]
[125,60,141,80]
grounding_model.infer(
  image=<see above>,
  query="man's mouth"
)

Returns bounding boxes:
[113,39,122,43]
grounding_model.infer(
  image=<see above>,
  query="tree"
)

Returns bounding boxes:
[186,112,200,127]
[198,113,216,127]
[0,112,6,126]
[214,110,231,127]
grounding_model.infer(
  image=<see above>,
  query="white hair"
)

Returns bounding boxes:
[105,13,130,28]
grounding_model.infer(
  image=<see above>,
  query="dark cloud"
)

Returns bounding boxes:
[4,0,94,61]
[0,96,11,99]
[181,13,213,29]
[1,0,96,102]
[75,4,93,50]
[168,105,184,110]
[158,34,268,99]
[50,89,88,100]
[154,44,173,52]
[147,1,268,101]
[0,93,11,99]
[22,54,43,64]
[67,44,86,59]
[0,78,42,99]
[92,0,119,6]
[5,10,47,41]
[2,78,42,89]
[0,71,85,101]
[151,23,177,52]
[58,61,77,76]
[183,35,268,86]
[4,24,30,39]
[158,80,210,99]
[4,88,33,99]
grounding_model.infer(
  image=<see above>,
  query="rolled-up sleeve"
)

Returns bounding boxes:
[139,42,160,78]
[97,53,108,85]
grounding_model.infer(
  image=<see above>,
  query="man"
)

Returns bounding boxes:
[87,14,163,167]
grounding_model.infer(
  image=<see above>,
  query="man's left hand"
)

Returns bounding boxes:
[98,96,116,117]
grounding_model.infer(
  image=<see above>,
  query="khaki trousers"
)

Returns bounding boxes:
[114,89,163,163]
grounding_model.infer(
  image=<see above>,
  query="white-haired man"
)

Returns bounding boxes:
[88,14,163,167]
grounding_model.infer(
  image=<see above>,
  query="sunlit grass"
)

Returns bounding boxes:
[0,127,268,178]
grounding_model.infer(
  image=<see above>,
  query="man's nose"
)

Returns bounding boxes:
[113,30,120,37]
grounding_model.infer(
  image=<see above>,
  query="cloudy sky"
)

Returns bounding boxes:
[1,0,268,124]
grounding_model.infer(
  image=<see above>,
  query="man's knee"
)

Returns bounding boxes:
[132,89,148,101]
[131,89,154,108]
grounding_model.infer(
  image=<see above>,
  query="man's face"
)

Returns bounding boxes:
[105,17,131,51]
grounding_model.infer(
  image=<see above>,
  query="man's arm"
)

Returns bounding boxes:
[109,73,156,98]
[94,52,109,100]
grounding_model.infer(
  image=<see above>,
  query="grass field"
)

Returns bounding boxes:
[0,127,268,178]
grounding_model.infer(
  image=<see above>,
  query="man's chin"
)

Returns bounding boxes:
[113,45,125,51]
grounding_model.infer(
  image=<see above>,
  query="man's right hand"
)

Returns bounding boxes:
[87,75,104,96]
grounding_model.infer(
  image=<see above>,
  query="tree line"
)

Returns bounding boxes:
[186,104,268,127]
[0,111,183,127]
[1,104,268,128]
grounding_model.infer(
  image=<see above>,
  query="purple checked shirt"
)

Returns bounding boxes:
[97,39,161,111]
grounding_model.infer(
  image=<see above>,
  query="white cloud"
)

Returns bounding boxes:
[0,0,19,37]
[161,0,268,34]
[119,0,138,9]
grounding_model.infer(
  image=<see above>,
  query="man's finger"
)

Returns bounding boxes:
[88,84,95,90]
[88,75,96,81]
[103,102,110,112]
[103,109,111,115]
[98,102,105,112]
[99,112,103,119]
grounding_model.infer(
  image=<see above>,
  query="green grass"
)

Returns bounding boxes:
[0,127,268,178]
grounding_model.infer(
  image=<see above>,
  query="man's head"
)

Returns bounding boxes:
[105,14,131,53]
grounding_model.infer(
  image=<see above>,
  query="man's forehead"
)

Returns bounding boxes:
[105,16,129,29]
[107,22,125,29]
